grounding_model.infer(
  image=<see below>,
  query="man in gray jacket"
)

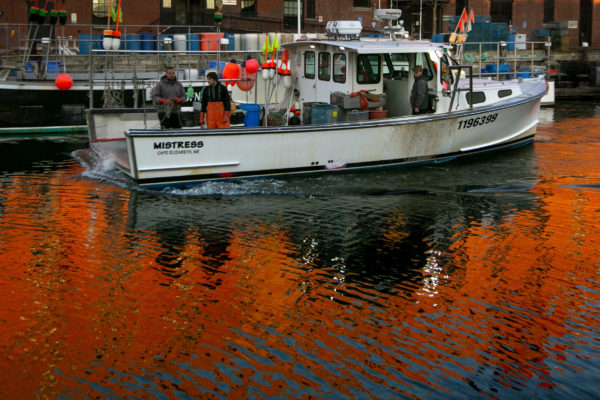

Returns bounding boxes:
[151,66,187,129]
[410,65,429,115]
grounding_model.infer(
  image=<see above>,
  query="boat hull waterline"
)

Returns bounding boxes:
[91,96,542,188]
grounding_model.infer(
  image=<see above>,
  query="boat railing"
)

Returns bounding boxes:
[0,23,277,81]
[447,65,474,112]
[455,39,553,80]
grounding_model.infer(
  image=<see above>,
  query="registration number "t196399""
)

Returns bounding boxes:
[458,113,498,130]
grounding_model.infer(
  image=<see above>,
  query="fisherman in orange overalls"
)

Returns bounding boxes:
[199,71,231,128]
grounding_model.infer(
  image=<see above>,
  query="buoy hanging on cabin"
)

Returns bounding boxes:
[278,49,292,88]
[49,9,58,24]
[222,61,241,87]
[29,1,40,23]
[245,58,259,74]
[237,66,256,92]
[55,72,73,90]
[103,29,113,50]
[268,33,279,80]
[260,34,271,80]
[58,7,68,25]
[37,3,49,25]
[111,0,123,50]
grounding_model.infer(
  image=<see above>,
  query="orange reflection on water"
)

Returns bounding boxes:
[0,116,598,398]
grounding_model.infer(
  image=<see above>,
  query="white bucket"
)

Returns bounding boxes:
[173,34,187,51]
[184,68,199,81]
[244,33,258,52]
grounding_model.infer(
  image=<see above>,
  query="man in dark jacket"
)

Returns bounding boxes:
[410,65,429,115]
[151,66,187,129]
[200,71,231,129]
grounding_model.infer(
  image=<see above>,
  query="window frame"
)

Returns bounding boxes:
[333,53,346,83]
[356,54,381,84]
[241,0,257,17]
[304,51,315,79]
[318,51,331,81]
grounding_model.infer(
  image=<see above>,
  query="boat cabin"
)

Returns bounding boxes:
[284,33,457,120]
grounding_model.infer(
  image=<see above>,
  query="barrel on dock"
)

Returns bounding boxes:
[188,33,200,51]
[140,33,155,51]
[124,34,141,52]
[201,33,223,51]
[78,33,102,55]
[238,103,261,127]
[173,34,187,51]
[311,104,338,125]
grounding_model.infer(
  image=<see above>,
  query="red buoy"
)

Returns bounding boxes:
[245,58,259,74]
[55,73,73,90]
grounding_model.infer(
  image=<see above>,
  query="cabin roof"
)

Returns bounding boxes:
[283,39,450,54]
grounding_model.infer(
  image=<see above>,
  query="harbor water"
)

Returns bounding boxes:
[0,101,599,398]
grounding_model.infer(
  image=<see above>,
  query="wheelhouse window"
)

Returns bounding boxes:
[304,51,315,79]
[414,52,435,81]
[383,53,409,80]
[333,53,346,83]
[241,0,257,16]
[318,52,331,81]
[357,54,381,84]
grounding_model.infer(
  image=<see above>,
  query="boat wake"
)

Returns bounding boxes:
[72,148,137,189]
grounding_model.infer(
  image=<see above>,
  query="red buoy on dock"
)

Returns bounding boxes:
[55,73,73,90]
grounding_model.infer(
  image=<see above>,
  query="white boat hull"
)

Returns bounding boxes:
[90,95,541,188]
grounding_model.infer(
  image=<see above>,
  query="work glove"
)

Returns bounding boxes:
[173,98,183,104]
[199,112,205,125]
[159,98,169,104]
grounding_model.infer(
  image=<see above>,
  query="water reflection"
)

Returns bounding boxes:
[0,103,599,398]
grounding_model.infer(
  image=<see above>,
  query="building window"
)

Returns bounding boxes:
[318,52,330,81]
[284,0,303,30]
[241,0,257,16]
[304,51,315,79]
[92,0,109,26]
[307,0,315,19]
[543,0,554,23]
[357,54,380,84]
[353,0,370,7]
[333,53,346,83]
[490,0,513,24]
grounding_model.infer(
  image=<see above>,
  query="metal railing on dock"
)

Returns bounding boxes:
[455,40,554,80]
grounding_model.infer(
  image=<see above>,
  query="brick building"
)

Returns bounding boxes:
[1,0,598,49]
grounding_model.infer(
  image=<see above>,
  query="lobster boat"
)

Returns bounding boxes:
[86,9,548,189]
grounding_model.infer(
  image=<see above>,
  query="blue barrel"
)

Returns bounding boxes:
[78,33,92,55]
[239,103,261,127]
[507,34,515,51]
[158,34,173,50]
[140,33,155,51]
[46,61,61,72]
[188,33,200,51]
[517,69,530,78]
[125,34,141,52]
[225,33,235,50]
[311,104,338,125]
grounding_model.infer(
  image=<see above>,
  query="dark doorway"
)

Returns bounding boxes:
[580,0,592,45]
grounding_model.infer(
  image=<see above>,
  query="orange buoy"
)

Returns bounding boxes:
[55,72,73,90]
[222,61,241,87]
[237,69,256,92]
